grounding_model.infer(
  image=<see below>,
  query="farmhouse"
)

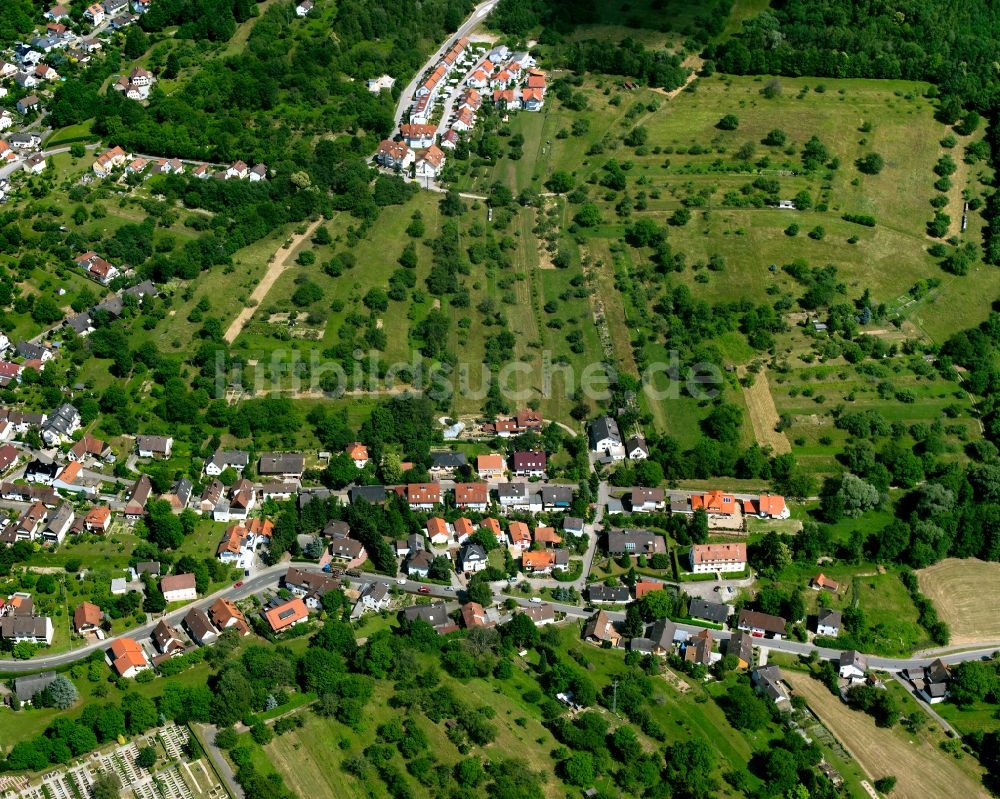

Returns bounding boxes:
[811,573,839,592]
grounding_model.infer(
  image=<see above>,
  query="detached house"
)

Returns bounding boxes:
[459,542,487,573]
[151,618,185,656]
[589,416,624,460]
[160,573,197,603]
[226,161,248,179]
[205,449,249,476]
[426,516,453,546]
[329,538,368,569]
[209,597,251,636]
[816,608,842,637]
[408,483,441,510]
[454,482,489,512]
[737,609,786,640]
[630,487,665,513]
[583,610,621,647]
[92,146,128,177]
[744,494,790,520]
[416,145,446,179]
[73,601,102,634]
[607,529,666,557]
[183,607,218,645]
[477,454,505,479]
[136,435,172,458]
[691,490,740,517]
[259,452,304,479]
[511,450,546,478]
[108,638,149,678]
[264,597,309,633]
[507,520,531,550]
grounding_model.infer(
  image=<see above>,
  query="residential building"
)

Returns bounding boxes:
[607,529,666,557]
[69,433,109,462]
[183,607,218,645]
[345,442,369,468]
[689,542,747,574]
[402,601,454,633]
[264,597,309,633]
[507,520,531,550]
[534,526,562,547]
[737,609,786,639]
[522,550,555,575]
[400,123,437,148]
[405,549,433,578]
[41,403,80,445]
[426,517,453,546]
[295,0,313,16]
[108,638,149,678]
[691,490,740,517]
[453,517,475,544]
[563,517,585,537]
[454,482,489,511]
[521,603,555,626]
[511,450,546,477]
[284,567,341,609]
[838,650,868,680]
[92,146,128,177]
[727,630,754,669]
[204,449,249,476]
[460,542,488,573]
[25,458,59,484]
[350,484,386,505]
[408,483,441,510]
[752,665,791,708]
[124,475,152,521]
[162,478,193,513]
[497,482,541,512]
[151,618,185,656]
[587,584,629,604]
[73,601,102,633]
[160,573,197,603]
[329,538,368,569]
[461,601,493,629]
[41,502,74,545]
[375,139,414,171]
[744,494,790,519]
[583,610,621,647]
[629,487,665,513]
[358,581,391,612]
[683,629,715,666]
[589,416,624,459]
[416,145,446,179]
[13,672,58,706]
[540,485,573,511]
[816,608,842,637]
[209,597,251,635]
[476,454,505,479]
[626,436,649,460]
[259,452,304,479]
[687,599,730,625]
[634,580,664,600]
[136,435,172,458]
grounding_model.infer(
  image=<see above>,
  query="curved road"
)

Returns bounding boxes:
[392,0,500,128]
[4,559,998,675]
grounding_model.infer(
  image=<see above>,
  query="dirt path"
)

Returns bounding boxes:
[739,366,791,454]
[786,671,989,799]
[223,218,323,344]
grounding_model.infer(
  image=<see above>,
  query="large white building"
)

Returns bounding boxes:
[689,542,747,574]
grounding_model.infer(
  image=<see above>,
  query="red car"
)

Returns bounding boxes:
[233,581,244,588]
[418,586,431,594]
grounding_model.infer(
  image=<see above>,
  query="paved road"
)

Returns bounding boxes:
[392,0,500,128]
[193,724,244,799]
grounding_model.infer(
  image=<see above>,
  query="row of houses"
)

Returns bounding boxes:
[91,145,266,182]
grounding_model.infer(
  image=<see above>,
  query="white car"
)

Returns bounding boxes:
[396,578,406,585]
[530,597,543,604]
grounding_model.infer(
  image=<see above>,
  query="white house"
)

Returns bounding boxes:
[689,543,747,574]
[295,0,313,16]
[816,608,841,637]
[160,573,197,603]
[838,650,867,680]
[589,416,625,460]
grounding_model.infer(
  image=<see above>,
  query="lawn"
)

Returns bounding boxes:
[785,670,990,799]
[916,559,1000,646]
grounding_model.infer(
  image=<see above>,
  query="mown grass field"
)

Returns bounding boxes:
[786,670,990,799]
[916,559,1000,646]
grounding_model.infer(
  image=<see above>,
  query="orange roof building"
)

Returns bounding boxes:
[533,526,562,546]
[811,573,840,592]
[209,597,250,635]
[481,517,503,540]
[634,580,665,599]
[84,505,111,531]
[455,482,489,507]
[264,598,309,632]
[454,517,475,539]
[689,542,747,574]
[508,520,531,548]
[408,483,441,507]
[109,637,149,677]
[522,550,555,573]
[691,490,739,516]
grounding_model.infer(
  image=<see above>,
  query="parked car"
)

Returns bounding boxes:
[418,586,431,594]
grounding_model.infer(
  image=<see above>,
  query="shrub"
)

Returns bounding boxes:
[716,114,739,130]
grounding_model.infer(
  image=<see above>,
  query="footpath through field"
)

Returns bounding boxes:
[222,218,323,344]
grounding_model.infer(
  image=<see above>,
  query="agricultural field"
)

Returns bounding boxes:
[916,559,1000,646]
[785,670,990,799]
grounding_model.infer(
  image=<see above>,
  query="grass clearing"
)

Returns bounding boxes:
[916,559,1000,646]
[785,670,989,799]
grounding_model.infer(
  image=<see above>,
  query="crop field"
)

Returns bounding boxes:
[785,671,990,799]
[916,559,1000,646]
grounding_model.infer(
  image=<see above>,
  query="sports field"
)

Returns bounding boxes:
[917,559,1000,646]
[786,671,990,799]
